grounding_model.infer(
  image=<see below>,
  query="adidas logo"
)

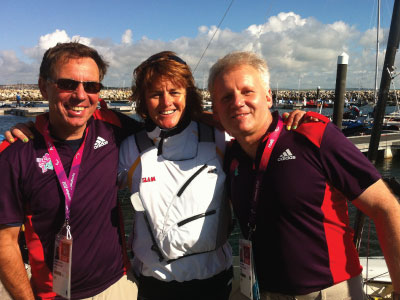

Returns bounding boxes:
[94,136,108,149]
[277,148,296,161]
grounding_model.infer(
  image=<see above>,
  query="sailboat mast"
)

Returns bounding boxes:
[354,0,400,251]
[374,0,381,104]
[276,83,279,105]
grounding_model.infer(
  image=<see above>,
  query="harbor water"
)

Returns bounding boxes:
[1,108,399,257]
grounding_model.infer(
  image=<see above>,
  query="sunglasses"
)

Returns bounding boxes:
[48,78,103,94]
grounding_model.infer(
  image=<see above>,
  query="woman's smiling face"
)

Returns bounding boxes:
[145,77,187,129]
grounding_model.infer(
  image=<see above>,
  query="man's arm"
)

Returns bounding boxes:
[352,179,400,293]
[0,226,34,300]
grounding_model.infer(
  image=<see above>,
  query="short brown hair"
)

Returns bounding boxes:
[39,42,109,81]
[132,51,202,121]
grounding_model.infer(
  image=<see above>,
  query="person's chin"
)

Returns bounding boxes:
[65,115,89,126]
[158,118,180,129]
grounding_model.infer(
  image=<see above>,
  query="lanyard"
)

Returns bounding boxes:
[43,122,89,222]
[247,116,283,240]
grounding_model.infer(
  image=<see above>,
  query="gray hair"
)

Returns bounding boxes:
[208,51,270,97]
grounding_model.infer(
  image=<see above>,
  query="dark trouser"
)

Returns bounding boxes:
[138,266,233,300]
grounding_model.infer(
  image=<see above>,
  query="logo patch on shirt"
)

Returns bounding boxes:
[94,136,108,149]
[36,153,54,173]
[142,177,156,183]
[277,148,296,161]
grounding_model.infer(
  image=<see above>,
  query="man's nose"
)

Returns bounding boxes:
[232,93,244,107]
[73,82,87,100]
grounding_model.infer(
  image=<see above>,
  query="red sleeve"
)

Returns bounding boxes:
[93,108,122,127]
[293,112,330,148]
[0,140,11,153]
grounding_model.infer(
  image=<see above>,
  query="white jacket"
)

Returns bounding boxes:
[119,121,232,282]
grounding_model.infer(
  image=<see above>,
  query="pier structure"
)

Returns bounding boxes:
[348,131,400,158]
[6,107,48,117]
[0,100,137,116]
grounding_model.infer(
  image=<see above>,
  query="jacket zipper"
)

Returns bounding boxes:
[176,164,208,197]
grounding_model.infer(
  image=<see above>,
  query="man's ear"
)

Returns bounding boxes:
[266,88,273,108]
[38,77,48,99]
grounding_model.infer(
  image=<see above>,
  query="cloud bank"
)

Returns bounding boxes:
[0,12,393,89]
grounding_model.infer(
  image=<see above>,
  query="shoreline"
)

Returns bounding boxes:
[1,88,399,104]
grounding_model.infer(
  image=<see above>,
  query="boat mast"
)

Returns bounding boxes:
[374,0,381,104]
[276,82,279,106]
[354,0,400,251]
[297,77,301,102]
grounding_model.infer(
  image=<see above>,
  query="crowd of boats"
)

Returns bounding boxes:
[328,103,400,137]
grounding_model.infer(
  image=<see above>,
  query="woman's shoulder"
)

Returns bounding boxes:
[119,133,140,166]
[120,132,139,149]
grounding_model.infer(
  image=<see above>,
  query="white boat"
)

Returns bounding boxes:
[383,110,400,129]
[361,256,393,298]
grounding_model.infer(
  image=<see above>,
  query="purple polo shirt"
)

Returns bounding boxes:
[0,109,142,299]
[225,112,381,295]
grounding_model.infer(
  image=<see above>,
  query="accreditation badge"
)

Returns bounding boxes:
[53,223,73,299]
[239,239,259,300]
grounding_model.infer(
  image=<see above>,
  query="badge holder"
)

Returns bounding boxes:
[239,239,260,300]
[53,222,73,299]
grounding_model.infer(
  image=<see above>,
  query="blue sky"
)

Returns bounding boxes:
[0,0,397,89]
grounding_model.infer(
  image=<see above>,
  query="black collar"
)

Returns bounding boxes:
[145,114,191,155]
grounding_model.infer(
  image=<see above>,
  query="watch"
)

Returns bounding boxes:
[393,292,400,300]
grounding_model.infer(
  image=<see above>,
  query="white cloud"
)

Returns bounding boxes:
[1,12,398,89]
[0,50,38,84]
[38,29,70,50]
[121,29,133,45]
[360,27,387,49]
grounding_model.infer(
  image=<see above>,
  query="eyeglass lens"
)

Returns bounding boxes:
[55,79,103,93]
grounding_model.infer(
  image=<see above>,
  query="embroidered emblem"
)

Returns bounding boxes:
[36,153,54,173]
[94,136,108,149]
[277,148,296,161]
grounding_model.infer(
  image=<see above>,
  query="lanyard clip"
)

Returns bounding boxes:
[64,219,72,240]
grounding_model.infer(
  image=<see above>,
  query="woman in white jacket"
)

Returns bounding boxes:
[119,51,233,300]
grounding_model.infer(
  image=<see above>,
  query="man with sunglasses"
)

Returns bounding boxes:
[0,42,141,299]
